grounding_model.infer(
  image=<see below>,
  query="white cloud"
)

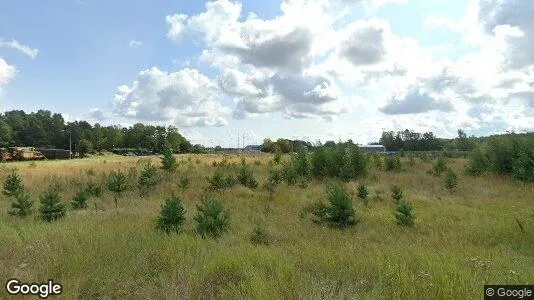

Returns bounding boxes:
[0,58,16,85]
[0,39,39,59]
[166,14,189,43]
[128,40,142,48]
[87,108,107,121]
[380,89,454,115]
[113,67,231,127]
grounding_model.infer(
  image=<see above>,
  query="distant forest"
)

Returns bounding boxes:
[0,110,201,154]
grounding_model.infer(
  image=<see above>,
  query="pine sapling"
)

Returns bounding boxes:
[106,170,128,208]
[156,195,186,234]
[3,169,24,197]
[391,185,404,203]
[444,170,458,192]
[8,192,33,217]
[357,183,369,206]
[39,185,66,222]
[161,145,177,172]
[71,189,88,209]
[395,200,415,227]
[194,194,230,238]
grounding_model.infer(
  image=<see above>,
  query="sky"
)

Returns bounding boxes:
[1,0,533,147]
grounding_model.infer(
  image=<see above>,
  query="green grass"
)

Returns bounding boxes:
[0,154,533,299]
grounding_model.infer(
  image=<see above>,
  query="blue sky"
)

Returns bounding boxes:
[1,0,533,146]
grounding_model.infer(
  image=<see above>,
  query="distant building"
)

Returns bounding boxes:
[359,145,386,153]
[244,145,262,151]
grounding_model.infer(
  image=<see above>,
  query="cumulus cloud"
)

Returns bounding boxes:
[339,20,387,66]
[87,108,107,121]
[113,67,231,127]
[0,58,16,85]
[380,90,454,115]
[166,14,189,43]
[0,39,39,59]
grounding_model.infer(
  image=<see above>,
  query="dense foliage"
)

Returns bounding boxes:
[0,109,195,153]
[156,195,186,234]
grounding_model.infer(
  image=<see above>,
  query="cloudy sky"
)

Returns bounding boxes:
[1,0,533,146]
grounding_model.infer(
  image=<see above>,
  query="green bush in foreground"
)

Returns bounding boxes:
[8,192,33,217]
[138,161,160,196]
[161,146,177,172]
[3,169,24,197]
[106,170,128,208]
[237,163,258,189]
[433,156,447,175]
[304,183,359,229]
[39,185,66,222]
[395,200,415,227]
[71,189,88,210]
[391,185,404,203]
[208,168,236,190]
[444,170,458,192]
[250,226,270,245]
[156,195,186,234]
[357,183,369,206]
[194,194,230,238]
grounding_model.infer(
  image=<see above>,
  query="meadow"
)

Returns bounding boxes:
[0,153,533,299]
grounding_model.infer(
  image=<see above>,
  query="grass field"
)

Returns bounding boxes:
[1,154,533,299]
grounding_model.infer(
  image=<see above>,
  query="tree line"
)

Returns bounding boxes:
[0,109,199,154]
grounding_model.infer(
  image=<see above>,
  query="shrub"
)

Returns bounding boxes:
[138,161,159,196]
[85,181,102,197]
[395,200,415,227]
[385,155,402,171]
[194,194,230,238]
[71,189,88,209]
[311,147,328,178]
[273,149,282,164]
[357,183,369,206]
[161,146,177,172]
[512,144,534,182]
[433,156,447,175]
[3,169,24,197]
[444,170,458,192]
[466,146,489,176]
[265,166,281,201]
[237,163,258,189]
[8,192,33,217]
[281,161,297,185]
[250,226,270,245]
[305,183,359,229]
[324,183,359,228]
[39,185,66,222]
[292,149,310,178]
[106,170,128,208]
[179,175,191,191]
[156,195,186,234]
[391,185,404,203]
[208,168,236,190]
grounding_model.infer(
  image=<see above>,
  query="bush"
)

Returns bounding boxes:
[156,195,186,234]
[138,161,160,196]
[8,192,33,217]
[273,149,282,164]
[3,169,24,197]
[466,146,489,176]
[292,149,310,178]
[304,183,359,229]
[281,161,298,185]
[311,147,328,178]
[71,189,88,209]
[106,170,128,208]
[357,183,369,206]
[391,185,403,203]
[237,163,258,189]
[444,170,458,192]
[385,155,402,171]
[395,200,415,227]
[194,194,230,238]
[85,181,102,197]
[208,168,236,190]
[265,166,281,201]
[433,156,447,175]
[324,183,359,228]
[39,185,66,222]
[179,175,191,191]
[250,226,270,245]
[161,146,177,172]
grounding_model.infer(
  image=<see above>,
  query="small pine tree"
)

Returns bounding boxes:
[433,156,447,175]
[85,181,102,197]
[237,163,259,189]
[385,155,402,171]
[391,185,403,203]
[282,161,298,185]
[466,146,488,176]
[179,175,190,191]
[161,146,177,172]
[71,189,88,209]
[324,183,359,228]
[395,200,415,227]
[273,149,282,164]
[3,169,24,197]
[156,195,186,234]
[357,183,369,206]
[39,185,66,222]
[444,170,458,192]
[208,168,235,190]
[138,161,159,196]
[250,226,270,245]
[194,194,230,238]
[8,192,33,217]
[265,166,281,201]
[106,170,128,208]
